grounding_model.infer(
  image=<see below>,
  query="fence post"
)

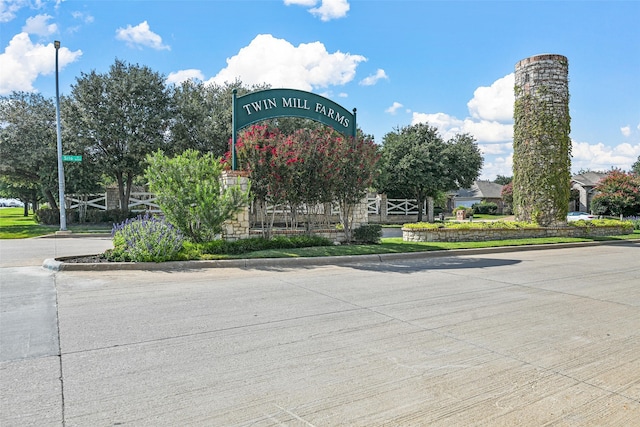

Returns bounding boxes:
[106,187,119,210]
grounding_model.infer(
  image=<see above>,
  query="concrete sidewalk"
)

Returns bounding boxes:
[1,237,639,425]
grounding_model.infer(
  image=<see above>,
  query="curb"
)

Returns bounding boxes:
[38,232,112,238]
[43,238,639,272]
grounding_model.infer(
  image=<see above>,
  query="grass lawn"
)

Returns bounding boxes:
[202,231,640,260]
[0,208,112,239]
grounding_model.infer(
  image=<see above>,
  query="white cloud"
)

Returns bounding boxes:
[385,101,403,115]
[461,119,513,143]
[310,0,350,21]
[478,143,511,156]
[284,0,349,21]
[621,125,631,137]
[22,14,57,36]
[411,73,515,146]
[166,69,205,85]
[0,32,82,95]
[411,112,462,137]
[115,21,170,51]
[359,68,387,86]
[1,0,29,23]
[208,34,366,91]
[479,152,513,181]
[411,111,512,143]
[284,0,316,6]
[467,73,514,122]
[71,11,94,24]
[571,140,640,173]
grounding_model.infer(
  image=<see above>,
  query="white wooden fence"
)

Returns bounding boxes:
[367,198,425,215]
[67,194,421,216]
[66,192,161,213]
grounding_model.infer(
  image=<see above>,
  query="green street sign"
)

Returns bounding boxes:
[62,155,82,162]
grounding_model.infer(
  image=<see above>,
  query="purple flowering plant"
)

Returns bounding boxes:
[109,213,185,262]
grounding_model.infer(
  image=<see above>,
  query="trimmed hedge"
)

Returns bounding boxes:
[35,208,136,225]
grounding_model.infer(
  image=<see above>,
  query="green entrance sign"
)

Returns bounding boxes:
[232,88,356,170]
[61,155,82,162]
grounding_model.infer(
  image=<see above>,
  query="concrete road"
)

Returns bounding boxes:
[1,238,639,426]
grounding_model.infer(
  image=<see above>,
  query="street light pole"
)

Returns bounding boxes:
[54,40,67,231]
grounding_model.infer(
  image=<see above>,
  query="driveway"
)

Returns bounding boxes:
[1,237,639,425]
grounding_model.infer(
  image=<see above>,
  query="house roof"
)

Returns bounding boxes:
[450,181,504,199]
[572,171,608,188]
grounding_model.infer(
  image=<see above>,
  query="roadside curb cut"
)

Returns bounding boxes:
[43,239,639,272]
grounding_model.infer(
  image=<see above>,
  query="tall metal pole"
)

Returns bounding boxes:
[231,89,237,171]
[54,40,67,231]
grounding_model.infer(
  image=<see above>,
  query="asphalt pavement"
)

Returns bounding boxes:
[1,235,639,426]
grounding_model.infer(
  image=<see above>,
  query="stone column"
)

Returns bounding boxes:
[220,171,250,241]
[513,54,571,226]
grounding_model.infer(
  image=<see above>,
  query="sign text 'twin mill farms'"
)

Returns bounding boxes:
[241,96,351,129]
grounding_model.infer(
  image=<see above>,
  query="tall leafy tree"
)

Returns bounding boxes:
[170,79,268,158]
[590,169,640,217]
[377,123,483,222]
[0,92,59,209]
[632,156,640,175]
[235,124,379,240]
[64,59,172,211]
[328,133,380,241]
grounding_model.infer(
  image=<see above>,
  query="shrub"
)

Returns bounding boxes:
[84,209,136,224]
[353,224,382,244]
[35,208,135,225]
[472,201,498,215]
[197,235,333,255]
[145,149,250,243]
[35,208,67,225]
[107,214,185,262]
[624,216,640,230]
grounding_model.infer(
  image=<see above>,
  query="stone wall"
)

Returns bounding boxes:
[403,225,632,243]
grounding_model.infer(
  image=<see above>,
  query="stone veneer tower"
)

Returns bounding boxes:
[513,54,571,226]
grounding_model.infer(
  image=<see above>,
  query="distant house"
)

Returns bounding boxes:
[447,180,505,213]
[571,171,608,213]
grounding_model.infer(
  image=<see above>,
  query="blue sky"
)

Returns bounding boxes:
[2,0,639,180]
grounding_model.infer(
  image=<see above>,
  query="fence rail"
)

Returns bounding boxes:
[67,194,423,216]
[66,192,162,213]
[367,198,425,215]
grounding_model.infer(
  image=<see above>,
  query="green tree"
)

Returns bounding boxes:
[235,125,379,240]
[590,169,640,217]
[494,175,512,185]
[0,92,59,209]
[632,156,640,175]
[377,123,483,222]
[170,79,268,158]
[145,149,250,243]
[500,182,513,215]
[64,59,172,212]
[234,125,284,237]
[328,133,380,242]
